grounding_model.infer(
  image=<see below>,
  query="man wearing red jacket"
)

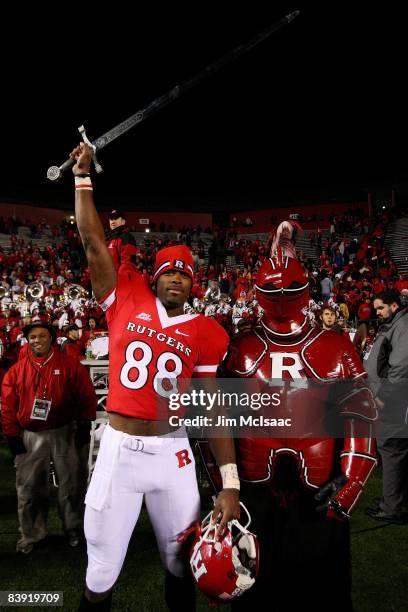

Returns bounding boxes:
[358,297,373,322]
[106,209,138,271]
[1,322,96,554]
[60,323,84,361]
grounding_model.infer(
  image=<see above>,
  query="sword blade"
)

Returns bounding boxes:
[94,11,299,150]
[47,11,299,181]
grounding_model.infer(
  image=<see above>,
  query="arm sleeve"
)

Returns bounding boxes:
[330,421,377,518]
[98,265,147,323]
[193,321,229,378]
[328,371,378,517]
[377,327,408,404]
[1,368,21,437]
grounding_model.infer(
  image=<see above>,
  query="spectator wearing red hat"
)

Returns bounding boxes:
[106,209,138,271]
[358,297,373,322]
[70,142,239,612]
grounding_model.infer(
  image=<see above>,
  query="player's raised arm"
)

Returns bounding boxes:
[70,143,116,300]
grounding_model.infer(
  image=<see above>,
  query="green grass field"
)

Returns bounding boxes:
[0,443,407,612]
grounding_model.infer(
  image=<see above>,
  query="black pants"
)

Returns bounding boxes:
[231,481,353,612]
[376,434,408,515]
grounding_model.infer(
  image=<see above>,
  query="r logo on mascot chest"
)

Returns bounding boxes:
[269,352,305,379]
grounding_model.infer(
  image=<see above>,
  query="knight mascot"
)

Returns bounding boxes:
[201,221,378,611]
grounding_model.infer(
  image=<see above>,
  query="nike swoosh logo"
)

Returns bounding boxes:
[175,328,189,336]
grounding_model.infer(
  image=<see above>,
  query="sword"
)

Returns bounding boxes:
[47,10,299,181]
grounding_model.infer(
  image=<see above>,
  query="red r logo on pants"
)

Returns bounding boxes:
[175,449,192,468]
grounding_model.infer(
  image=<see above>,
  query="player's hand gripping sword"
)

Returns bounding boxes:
[47,10,299,181]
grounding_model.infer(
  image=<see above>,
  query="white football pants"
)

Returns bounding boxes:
[84,424,200,593]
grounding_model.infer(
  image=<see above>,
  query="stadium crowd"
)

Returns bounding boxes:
[0,206,407,373]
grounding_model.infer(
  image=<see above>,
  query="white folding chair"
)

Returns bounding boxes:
[88,413,109,484]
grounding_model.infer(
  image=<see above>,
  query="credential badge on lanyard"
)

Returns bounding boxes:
[31,383,52,421]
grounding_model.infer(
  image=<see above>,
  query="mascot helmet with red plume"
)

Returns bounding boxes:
[255,221,310,337]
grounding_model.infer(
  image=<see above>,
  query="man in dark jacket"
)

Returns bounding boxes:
[1,322,97,553]
[364,290,408,523]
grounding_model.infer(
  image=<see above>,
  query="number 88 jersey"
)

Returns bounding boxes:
[99,270,229,420]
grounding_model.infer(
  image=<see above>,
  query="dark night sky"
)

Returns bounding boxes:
[1,4,407,212]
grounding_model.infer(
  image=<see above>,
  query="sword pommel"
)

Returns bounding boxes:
[46,157,75,181]
[46,166,62,181]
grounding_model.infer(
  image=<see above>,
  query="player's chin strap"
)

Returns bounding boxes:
[78,125,103,174]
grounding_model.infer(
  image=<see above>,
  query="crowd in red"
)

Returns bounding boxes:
[0,207,407,377]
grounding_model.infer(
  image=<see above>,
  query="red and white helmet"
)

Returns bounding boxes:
[255,221,309,338]
[189,503,259,603]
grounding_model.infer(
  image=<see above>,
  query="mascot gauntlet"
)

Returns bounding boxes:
[315,434,377,520]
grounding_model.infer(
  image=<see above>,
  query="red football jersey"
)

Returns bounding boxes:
[99,269,229,420]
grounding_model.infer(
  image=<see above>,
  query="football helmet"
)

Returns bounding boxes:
[189,503,259,603]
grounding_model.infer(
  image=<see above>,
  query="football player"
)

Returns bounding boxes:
[70,143,240,611]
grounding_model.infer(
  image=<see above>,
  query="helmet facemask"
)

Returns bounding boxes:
[255,223,310,338]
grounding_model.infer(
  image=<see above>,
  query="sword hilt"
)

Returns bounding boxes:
[46,124,103,181]
[78,125,103,174]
